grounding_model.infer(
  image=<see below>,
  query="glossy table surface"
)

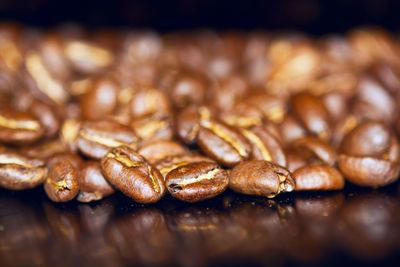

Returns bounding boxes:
[1,184,400,267]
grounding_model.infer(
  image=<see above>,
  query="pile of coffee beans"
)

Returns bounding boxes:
[1,24,400,203]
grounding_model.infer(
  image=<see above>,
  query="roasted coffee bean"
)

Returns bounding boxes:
[101,146,166,203]
[47,152,82,169]
[229,160,295,198]
[169,71,208,109]
[340,121,392,157]
[155,154,215,179]
[293,164,344,191]
[77,120,139,159]
[81,76,119,120]
[166,161,228,202]
[29,101,60,138]
[44,158,80,202]
[131,113,173,142]
[24,52,70,105]
[130,88,170,118]
[240,125,287,166]
[64,40,114,74]
[279,115,307,144]
[0,150,47,190]
[77,161,115,203]
[0,108,44,145]
[198,119,251,167]
[138,140,188,164]
[24,139,68,160]
[175,106,213,145]
[292,136,337,165]
[60,118,81,152]
[291,92,332,141]
[338,155,400,188]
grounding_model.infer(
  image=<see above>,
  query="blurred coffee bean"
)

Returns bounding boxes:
[229,160,295,198]
[0,107,44,145]
[166,161,228,202]
[0,150,47,190]
[77,120,139,159]
[77,161,115,203]
[130,88,170,118]
[292,136,337,165]
[131,113,173,142]
[24,139,68,160]
[291,92,332,141]
[101,146,166,203]
[293,164,344,191]
[81,76,119,121]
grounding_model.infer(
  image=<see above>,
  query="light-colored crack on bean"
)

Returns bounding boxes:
[0,115,40,131]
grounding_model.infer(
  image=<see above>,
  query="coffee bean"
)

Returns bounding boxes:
[292,136,337,165]
[229,160,295,198]
[29,101,60,138]
[130,88,170,118]
[175,106,212,145]
[81,76,119,120]
[279,115,307,144]
[60,118,81,152]
[44,159,80,202]
[166,161,228,202]
[291,92,332,141]
[77,120,139,159]
[154,154,215,179]
[240,125,287,166]
[64,40,114,74]
[77,161,115,203]
[0,150,47,190]
[340,121,391,157]
[24,139,68,160]
[198,119,251,167]
[101,146,166,203]
[131,113,173,142]
[338,155,400,188]
[138,140,188,164]
[0,108,44,145]
[293,164,344,191]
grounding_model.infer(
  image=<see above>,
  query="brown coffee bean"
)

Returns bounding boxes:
[131,113,173,142]
[29,101,60,138]
[101,146,166,203]
[0,150,47,190]
[77,120,139,159]
[130,88,170,118]
[211,75,248,112]
[291,92,332,141]
[138,140,188,164]
[285,148,309,173]
[169,71,208,109]
[47,152,82,169]
[24,139,68,160]
[64,40,114,74]
[279,115,307,144]
[0,108,44,145]
[340,121,392,157]
[198,119,251,167]
[81,76,119,120]
[240,125,287,166]
[60,118,81,152]
[229,160,295,198]
[338,155,400,188]
[293,164,344,191]
[166,161,228,202]
[44,160,80,202]
[292,136,337,165]
[155,154,215,179]
[24,52,69,105]
[175,106,213,145]
[77,161,115,203]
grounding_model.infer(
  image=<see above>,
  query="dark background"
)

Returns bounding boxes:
[0,0,399,34]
